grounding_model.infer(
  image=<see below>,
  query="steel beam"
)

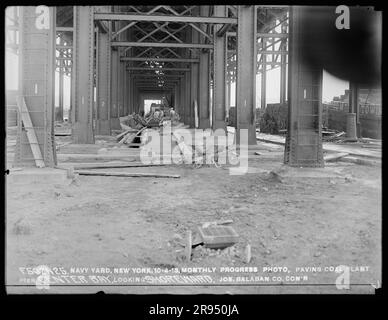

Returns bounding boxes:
[121,57,199,63]
[72,6,94,144]
[132,74,184,78]
[128,67,190,71]
[212,5,227,131]
[95,13,238,24]
[112,41,213,49]
[284,6,323,167]
[236,5,257,145]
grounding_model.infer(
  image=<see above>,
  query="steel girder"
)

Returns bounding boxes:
[72,6,95,144]
[235,5,257,145]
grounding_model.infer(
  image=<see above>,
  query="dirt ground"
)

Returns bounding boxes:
[6,136,381,294]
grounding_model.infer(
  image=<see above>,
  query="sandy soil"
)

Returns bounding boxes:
[6,139,381,294]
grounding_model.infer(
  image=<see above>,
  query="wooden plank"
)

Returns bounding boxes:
[72,163,167,169]
[119,126,146,145]
[75,170,180,178]
[18,97,45,168]
[116,128,137,140]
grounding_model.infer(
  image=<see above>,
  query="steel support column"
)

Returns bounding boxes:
[212,5,227,131]
[110,49,120,129]
[284,6,323,167]
[236,6,257,145]
[174,84,179,109]
[280,23,287,104]
[14,6,56,167]
[96,28,111,135]
[184,71,191,125]
[199,5,211,129]
[72,6,94,144]
[261,39,267,109]
[119,57,125,116]
[58,63,64,121]
[179,78,186,122]
[190,13,200,128]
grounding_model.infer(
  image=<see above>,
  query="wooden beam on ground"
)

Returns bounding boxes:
[72,163,167,169]
[75,170,180,178]
[324,152,349,162]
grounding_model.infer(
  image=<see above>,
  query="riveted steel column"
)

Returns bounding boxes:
[261,38,267,109]
[110,48,120,129]
[96,28,111,135]
[57,50,64,121]
[212,5,227,131]
[15,6,56,167]
[180,78,186,122]
[119,56,125,116]
[174,84,179,109]
[280,22,287,104]
[72,6,94,144]
[284,6,323,167]
[190,15,199,128]
[236,5,257,145]
[199,5,210,129]
[185,72,191,125]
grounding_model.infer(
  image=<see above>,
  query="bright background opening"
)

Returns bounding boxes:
[144,99,161,114]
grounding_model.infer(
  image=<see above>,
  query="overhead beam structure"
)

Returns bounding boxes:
[121,57,199,63]
[111,42,213,49]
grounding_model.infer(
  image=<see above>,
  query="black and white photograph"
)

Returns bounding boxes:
[3,4,382,299]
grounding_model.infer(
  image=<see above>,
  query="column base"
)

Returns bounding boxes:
[96,119,111,135]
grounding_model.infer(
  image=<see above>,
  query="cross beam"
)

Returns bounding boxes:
[128,67,190,71]
[112,42,213,49]
[94,13,237,24]
[121,57,199,63]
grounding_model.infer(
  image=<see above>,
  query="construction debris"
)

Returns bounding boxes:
[197,225,239,249]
